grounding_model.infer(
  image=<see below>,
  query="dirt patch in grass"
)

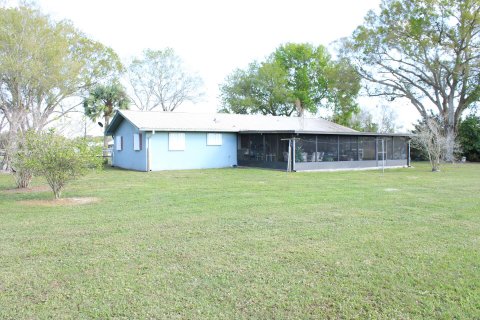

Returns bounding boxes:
[2,185,50,194]
[19,197,100,207]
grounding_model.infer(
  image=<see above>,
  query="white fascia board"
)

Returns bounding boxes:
[140,128,239,133]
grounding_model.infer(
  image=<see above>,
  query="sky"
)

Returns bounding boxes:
[33,0,419,134]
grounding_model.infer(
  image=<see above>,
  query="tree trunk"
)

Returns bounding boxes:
[103,113,110,158]
[14,169,33,188]
[295,99,304,117]
[444,97,456,162]
[444,125,455,162]
[2,118,20,171]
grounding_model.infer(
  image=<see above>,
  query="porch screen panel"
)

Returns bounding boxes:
[239,134,252,160]
[317,136,338,162]
[339,136,358,161]
[250,134,265,161]
[386,137,394,160]
[279,134,291,162]
[359,137,376,160]
[393,137,407,159]
[297,135,316,162]
[264,134,280,162]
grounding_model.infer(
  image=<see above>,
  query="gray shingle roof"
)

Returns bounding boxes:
[107,110,358,134]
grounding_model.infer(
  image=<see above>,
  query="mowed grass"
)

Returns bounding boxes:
[0,163,479,319]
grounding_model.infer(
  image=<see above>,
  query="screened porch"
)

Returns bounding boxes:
[237,133,410,171]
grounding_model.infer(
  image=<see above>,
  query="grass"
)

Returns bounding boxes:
[0,162,479,319]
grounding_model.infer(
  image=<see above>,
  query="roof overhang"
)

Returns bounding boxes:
[106,110,412,138]
[105,111,139,135]
[238,130,412,137]
[140,128,239,133]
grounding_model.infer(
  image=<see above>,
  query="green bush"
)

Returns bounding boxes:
[15,130,102,198]
[458,115,480,162]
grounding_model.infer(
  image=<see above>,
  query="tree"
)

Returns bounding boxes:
[219,61,295,116]
[83,82,130,151]
[350,104,401,133]
[349,109,379,132]
[220,43,360,121]
[128,48,203,111]
[11,136,33,188]
[341,0,480,161]
[0,5,123,170]
[14,130,102,198]
[411,118,457,171]
[458,115,480,161]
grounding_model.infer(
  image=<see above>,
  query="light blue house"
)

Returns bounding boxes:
[106,110,411,171]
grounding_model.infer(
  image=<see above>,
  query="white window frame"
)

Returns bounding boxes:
[169,132,185,151]
[207,133,222,146]
[115,136,122,151]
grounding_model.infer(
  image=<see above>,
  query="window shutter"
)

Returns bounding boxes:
[207,133,222,146]
[133,133,141,151]
[116,136,123,151]
[169,133,185,150]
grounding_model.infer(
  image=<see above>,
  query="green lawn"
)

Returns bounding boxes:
[1,163,479,319]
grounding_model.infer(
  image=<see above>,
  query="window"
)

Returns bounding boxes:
[169,132,185,151]
[115,136,123,151]
[207,133,222,146]
[133,133,142,151]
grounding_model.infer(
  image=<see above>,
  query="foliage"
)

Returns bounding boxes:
[14,130,102,198]
[219,60,294,116]
[341,0,480,160]
[128,48,204,111]
[0,5,123,169]
[220,43,360,122]
[411,118,460,171]
[83,81,130,149]
[11,135,33,188]
[349,109,379,132]
[350,105,400,133]
[458,115,480,161]
[295,144,305,162]
[1,164,479,318]
[410,114,440,161]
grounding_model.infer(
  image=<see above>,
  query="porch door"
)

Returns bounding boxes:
[376,138,386,167]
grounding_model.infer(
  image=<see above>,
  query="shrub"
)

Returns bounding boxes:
[15,130,102,198]
[458,115,480,162]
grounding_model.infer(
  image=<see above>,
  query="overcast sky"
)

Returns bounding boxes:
[34,0,419,133]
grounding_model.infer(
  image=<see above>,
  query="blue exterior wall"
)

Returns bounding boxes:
[148,132,237,171]
[112,120,147,171]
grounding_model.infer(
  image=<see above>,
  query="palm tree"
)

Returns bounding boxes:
[83,82,130,152]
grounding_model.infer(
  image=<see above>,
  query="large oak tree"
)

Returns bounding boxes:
[341,0,480,160]
[0,5,123,170]
[220,43,360,124]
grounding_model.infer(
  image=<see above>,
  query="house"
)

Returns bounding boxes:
[105,110,411,172]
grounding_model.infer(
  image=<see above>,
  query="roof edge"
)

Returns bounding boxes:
[105,110,140,135]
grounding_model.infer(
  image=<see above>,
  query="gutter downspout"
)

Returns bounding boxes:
[146,132,150,172]
[292,138,296,172]
[111,135,115,167]
[407,139,411,167]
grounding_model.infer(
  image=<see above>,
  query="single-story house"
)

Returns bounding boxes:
[105,110,411,172]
